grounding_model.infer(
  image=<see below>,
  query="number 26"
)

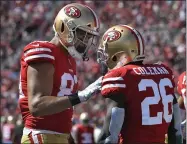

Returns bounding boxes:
[139,78,174,125]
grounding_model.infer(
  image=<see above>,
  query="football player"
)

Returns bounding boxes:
[71,112,95,144]
[19,3,102,143]
[97,25,183,144]
[177,71,186,144]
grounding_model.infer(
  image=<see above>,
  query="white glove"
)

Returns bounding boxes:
[78,76,103,102]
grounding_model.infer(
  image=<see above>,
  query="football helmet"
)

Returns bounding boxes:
[7,115,14,124]
[53,3,100,60]
[97,25,145,69]
[80,112,89,124]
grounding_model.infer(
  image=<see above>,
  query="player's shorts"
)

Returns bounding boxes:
[21,127,70,144]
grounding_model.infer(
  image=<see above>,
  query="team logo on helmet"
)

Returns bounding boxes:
[64,6,81,18]
[103,30,121,42]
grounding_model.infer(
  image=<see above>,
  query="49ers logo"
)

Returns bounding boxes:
[103,30,121,42]
[64,6,81,18]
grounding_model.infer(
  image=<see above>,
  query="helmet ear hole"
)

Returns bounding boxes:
[87,24,91,27]
[112,55,117,61]
[61,23,64,33]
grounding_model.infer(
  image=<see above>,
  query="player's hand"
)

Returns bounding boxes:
[78,76,103,101]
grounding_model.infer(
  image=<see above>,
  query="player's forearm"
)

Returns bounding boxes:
[30,95,73,117]
[97,131,109,143]
[168,102,183,144]
[29,91,89,117]
[98,101,124,143]
[173,103,183,144]
[105,107,124,143]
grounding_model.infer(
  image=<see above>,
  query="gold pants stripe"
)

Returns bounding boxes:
[21,132,69,144]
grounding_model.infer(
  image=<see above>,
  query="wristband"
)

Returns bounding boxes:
[68,93,81,106]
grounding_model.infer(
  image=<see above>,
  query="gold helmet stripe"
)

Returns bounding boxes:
[121,25,144,55]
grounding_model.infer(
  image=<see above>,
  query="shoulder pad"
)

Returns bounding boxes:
[23,41,55,64]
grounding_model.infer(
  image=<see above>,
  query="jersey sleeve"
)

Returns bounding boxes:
[23,42,55,65]
[160,63,176,90]
[101,68,126,98]
[177,72,186,97]
[177,81,182,96]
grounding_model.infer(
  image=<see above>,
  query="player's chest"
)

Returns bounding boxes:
[54,57,78,96]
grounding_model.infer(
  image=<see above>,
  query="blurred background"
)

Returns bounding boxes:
[0,0,186,143]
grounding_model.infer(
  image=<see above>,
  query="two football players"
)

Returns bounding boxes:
[18,2,184,143]
[97,25,183,144]
[19,3,102,143]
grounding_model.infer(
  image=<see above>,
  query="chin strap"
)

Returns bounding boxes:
[82,53,89,61]
[83,57,89,61]
[67,46,82,59]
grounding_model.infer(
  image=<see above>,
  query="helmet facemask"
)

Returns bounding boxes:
[73,27,99,61]
[97,46,125,69]
[97,40,109,64]
[58,20,99,61]
[97,39,119,69]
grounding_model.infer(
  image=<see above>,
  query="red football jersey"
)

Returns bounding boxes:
[19,41,78,133]
[72,124,95,144]
[177,71,186,109]
[2,123,15,142]
[101,63,175,144]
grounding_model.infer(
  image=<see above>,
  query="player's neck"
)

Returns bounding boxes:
[50,36,69,54]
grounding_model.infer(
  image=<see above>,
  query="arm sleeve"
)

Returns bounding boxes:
[71,126,78,143]
[168,95,183,144]
[23,43,55,65]
[98,94,125,144]
[104,107,124,143]
[101,70,126,98]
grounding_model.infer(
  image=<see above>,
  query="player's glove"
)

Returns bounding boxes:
[68,76,103,106]
[78,76,103,101]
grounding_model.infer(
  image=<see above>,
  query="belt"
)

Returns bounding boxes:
[23,127,67,135]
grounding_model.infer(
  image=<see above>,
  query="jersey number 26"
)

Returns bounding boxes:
[138,78,174,125]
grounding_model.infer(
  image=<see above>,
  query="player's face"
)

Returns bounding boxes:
[74,28,98,55]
